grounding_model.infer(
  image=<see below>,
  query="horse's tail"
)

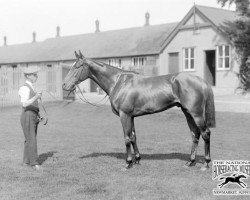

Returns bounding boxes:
[205,85,216,128]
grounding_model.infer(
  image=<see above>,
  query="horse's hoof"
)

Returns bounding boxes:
[133,156,141,165]
[122,160,133,170]
[121,163,133,171]
[184,160,196,167]
[200,164,210,171]
[134,161,141,165]
[121,167,128,172]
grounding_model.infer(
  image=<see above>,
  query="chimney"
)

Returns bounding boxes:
[144,12,150,26]
[56,26,60,37]
[95,20,100,33]
[32,32,36,43]
[3,36,7,46]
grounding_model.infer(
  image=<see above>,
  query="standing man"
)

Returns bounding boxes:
[19,66,43,170]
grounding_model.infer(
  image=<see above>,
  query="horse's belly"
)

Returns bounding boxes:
[132,93,176,116]
[112,81,177,116]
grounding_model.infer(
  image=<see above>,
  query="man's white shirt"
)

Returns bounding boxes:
[18,80,35,106]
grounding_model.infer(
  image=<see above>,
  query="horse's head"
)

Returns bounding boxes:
[62,51,90,91]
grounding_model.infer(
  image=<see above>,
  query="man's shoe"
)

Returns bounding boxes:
[32,165,41,170]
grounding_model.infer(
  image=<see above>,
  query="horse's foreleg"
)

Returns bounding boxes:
[238,181,246,188]
[131,118,141,164]
[120,111,133,169]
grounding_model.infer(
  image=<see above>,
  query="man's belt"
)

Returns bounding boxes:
[23,105,39,114]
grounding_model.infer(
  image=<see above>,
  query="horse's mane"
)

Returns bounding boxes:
[122,70,140,75]
[86,58,139,75]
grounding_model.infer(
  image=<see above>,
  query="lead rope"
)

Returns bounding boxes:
[76,84,108,107]
[74,70,124,107]
[39,98,48,125]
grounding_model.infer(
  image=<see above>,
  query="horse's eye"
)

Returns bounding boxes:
[75,63,82,69]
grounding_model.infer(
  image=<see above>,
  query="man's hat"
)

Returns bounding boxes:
[23,66,40,74]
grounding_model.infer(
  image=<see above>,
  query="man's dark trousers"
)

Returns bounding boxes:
[20,110,39,166]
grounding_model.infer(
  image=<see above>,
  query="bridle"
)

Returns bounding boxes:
[71,60,109,107]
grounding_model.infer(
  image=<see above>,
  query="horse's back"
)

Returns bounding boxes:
[110,73,179,116]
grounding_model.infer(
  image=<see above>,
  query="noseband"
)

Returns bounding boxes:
[72,62,108,107]
[74,63,89,84]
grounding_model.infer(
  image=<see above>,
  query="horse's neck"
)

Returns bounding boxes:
[88,61,121,95]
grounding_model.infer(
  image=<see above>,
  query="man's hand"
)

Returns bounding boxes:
[39,115,48,125]
[36,91,42,100]
[42,115,48,125]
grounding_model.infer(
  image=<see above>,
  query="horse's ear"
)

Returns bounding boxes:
[75,51,79,59]
[79,50,84,59]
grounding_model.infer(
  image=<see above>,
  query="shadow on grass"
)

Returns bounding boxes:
[38,151,57,165]
[79,152,204,164]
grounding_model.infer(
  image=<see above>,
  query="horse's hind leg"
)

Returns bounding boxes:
[191,115,211,170]
[182,108,201,167]
[201,127,211,171]
[131,118,141,164]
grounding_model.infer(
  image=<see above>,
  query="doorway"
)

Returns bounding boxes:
[168,52,179,74]
[205,50,216,86]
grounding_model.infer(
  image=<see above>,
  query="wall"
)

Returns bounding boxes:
[0,63,63,107]
[159,27,240,90]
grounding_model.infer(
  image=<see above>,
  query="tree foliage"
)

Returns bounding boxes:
[218,0,250,91]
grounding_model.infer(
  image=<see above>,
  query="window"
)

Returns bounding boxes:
[13,70,21,89]
[131,57,146,67]
[47,65,56,93]
[0,69,8,95]
[217,45,230,69]
[108,59,122,68]
[183,48,195,71]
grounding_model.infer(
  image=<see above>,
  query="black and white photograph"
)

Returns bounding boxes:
[0,0,250,199]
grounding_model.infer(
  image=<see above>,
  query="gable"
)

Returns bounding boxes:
[160,5,235,52]
[184,13,206,26]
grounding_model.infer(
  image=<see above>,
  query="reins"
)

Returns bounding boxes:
[74,70,124,107]
[109,71,123,96]
[75,84,109,107]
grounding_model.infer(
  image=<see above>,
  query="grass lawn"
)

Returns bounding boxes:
[0,102,250,200]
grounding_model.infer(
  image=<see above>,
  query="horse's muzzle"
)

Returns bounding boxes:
[62,83,74,91]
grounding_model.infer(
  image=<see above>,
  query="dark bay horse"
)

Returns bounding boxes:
[62,51,216,170]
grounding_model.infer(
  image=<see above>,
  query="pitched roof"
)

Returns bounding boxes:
[196,5,237,28]
[160,5,237,50]
[0,22,177,64]
[0,5,237,65]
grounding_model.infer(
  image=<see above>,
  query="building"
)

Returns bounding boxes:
[0,5,240,106]
[160,5,239,94]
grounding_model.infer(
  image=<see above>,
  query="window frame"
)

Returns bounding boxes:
[183,47,195,71]
[46,64,56,93]
[108,58,122,68]
[131,57,147,67]
[216,45,231,70]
